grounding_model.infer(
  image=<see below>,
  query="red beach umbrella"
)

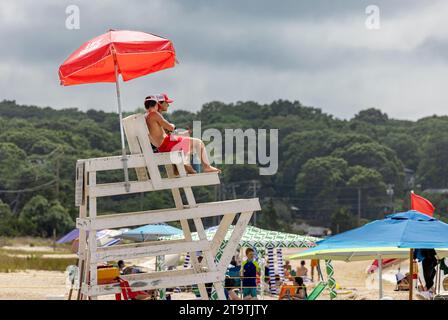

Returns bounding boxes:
[58,30,177,189]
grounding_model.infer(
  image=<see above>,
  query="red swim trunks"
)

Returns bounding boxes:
[157,134,191,155]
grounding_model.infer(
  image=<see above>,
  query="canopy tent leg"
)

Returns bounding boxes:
[258,248,266,300]
[267,248,277,294]
[183,253,191,269]
[112,49,130,192]
[276,248,285,283]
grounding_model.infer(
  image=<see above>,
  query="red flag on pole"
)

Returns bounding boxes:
[410,191,435,216]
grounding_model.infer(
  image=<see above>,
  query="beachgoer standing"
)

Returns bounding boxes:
[240,248,260,300]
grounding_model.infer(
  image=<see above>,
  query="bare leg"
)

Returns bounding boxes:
[184,163,197,174]
[180,151,197,174]
[190,138,221,173]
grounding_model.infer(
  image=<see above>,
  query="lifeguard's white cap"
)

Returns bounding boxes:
[144,93,174,103]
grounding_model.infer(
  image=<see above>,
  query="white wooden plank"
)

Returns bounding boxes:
[76,198,261,230]
[74,161,85,207]
[211,213,236,254]
[83,153,184,174]
[122,114,151,182]
[77,187,87,299]
[93,239,210,263]
[217,211,253,271]
[194,217,218,271]
[122,114,168,188]
[85,270,224,296]
[175,164,212,300]
[84,154,143,172]
[187,182,216,275]
[88,172,220,197]
[88,172,98,287]
[133,115,165,188]
[77,162,89,300]
[213,281,227,300]
[181,176,213,299]
[166,164,209,300]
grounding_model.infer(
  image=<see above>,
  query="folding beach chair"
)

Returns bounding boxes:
[192,285,202,299]
[278,285,297,300]
[115,278,156,300]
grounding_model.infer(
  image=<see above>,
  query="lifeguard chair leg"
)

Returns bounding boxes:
[165,163,209,300]
[76,162,88,300]
[176,160,228,300]
[87,172,98,300]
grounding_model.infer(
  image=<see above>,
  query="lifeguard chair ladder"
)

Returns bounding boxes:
[74,113,261,300]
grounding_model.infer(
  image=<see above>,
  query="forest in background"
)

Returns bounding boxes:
[1,99,448,238]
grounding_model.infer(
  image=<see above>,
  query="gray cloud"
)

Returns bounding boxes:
[0,0,447,120]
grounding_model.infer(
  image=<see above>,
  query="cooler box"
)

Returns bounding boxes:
[97,266,120,285]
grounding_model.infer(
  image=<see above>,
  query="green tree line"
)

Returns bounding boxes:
[0,99,447,236]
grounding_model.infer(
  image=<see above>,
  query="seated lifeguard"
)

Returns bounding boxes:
[144,94,221,174]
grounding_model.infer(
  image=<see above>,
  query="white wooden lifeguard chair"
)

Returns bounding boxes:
[74,113,261,300]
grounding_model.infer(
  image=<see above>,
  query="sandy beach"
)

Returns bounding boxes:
[0,256,412,300]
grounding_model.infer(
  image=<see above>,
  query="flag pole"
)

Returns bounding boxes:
[409,249,414,300]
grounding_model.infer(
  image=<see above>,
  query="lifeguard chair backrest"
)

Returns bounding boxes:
[122,114,163,187]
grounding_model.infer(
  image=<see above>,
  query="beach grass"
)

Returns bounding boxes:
[0,250,76,272]
[0,237,76,272]
[0,236,51,247]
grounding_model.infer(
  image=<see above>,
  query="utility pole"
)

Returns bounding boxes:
[53,228,56,252]
[55,157,60,199]
[221,183,226,201]
[231,183,237,200]
[53,148,63,200]
[386,184,394,213]
[140,192,144,211]
[252,180,259,226]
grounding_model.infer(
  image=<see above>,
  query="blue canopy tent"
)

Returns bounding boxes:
[289,211,448,299]
[121,223,183,242]
[57,229,79,244]
[57,229,124,247]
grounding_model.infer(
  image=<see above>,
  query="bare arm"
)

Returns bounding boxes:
[153,112,175,132]
[176,130,191,137]
[298,288,305,299]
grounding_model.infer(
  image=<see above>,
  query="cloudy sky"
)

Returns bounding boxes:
[0,0,447,120]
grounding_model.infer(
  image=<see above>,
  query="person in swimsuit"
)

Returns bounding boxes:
[296,260,309,280]
[144,94,220,174]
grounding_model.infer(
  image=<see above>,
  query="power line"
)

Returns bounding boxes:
[265,184,392,190]
[0,179,57,194]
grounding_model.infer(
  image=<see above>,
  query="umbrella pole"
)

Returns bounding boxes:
[378,255,383,299]
[409,249,414,300]
[113,58,130,192]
